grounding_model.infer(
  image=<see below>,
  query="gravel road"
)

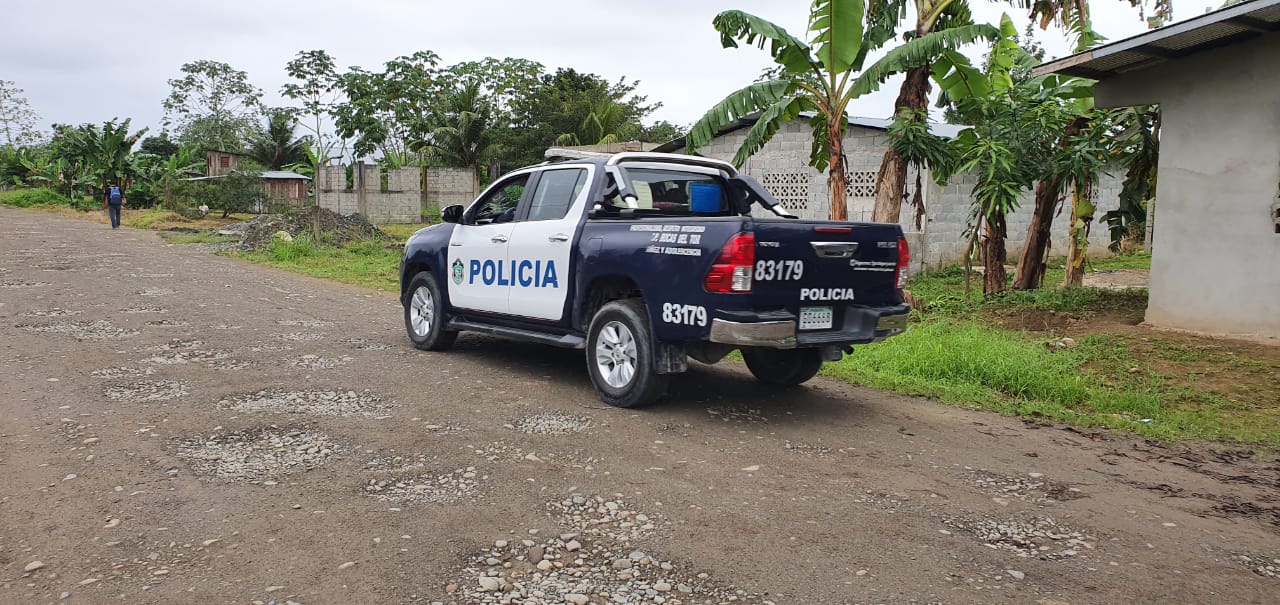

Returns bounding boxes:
[1,207,1277,605]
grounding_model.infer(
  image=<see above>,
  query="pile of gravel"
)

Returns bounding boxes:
[363,467,485,505]
[944,515,1094,559]
[104,380,190,402]
[548,495,661,543]
[510,412,593,435]
[453,531,769,604]
[967,470,1082,504]
[173,429,340,482]
[218,389,392,418]
[20,320,139,340]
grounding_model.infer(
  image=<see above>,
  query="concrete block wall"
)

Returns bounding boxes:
[677,117,1127,275]
[316,164,473,225]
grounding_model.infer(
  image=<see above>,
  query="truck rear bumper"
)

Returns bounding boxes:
[709,304,910,349]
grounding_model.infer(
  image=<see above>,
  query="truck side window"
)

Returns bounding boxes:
[527,168,587,221]
[469,175,529,225]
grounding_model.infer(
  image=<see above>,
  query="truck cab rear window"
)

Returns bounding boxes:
[605,169,729,217]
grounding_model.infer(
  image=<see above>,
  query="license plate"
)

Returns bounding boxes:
[799,306,833,331]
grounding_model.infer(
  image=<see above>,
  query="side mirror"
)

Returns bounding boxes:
[441,204,464,224]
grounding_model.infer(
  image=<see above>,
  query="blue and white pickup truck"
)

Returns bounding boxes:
[400,151,910,407]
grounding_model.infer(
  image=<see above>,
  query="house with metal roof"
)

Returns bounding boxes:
[1038,0,1280,340]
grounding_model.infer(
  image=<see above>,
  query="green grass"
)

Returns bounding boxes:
[826,319,1278,445]
[163,231,240,245]
[0,188,71,208]
[234,236,401,291]
[907,264,1148,318]
[378,223,427,243]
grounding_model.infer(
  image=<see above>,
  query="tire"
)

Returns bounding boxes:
[403,272,458,351]
[741,348,824,386]
[585,299,668,408]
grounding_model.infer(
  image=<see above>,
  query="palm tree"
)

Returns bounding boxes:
[416,83,493,195]
[686,1,993,221]
[247,111,309,171]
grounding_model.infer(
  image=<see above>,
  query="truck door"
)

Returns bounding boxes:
[446,174,531,315]
[504,166,592,321]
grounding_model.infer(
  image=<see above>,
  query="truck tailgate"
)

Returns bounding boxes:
[749,219,905,330]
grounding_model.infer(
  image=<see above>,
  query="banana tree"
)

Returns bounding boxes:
[686,0,993,221]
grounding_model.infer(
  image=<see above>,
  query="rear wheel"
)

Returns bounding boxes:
[741,348,824,386]
[403,272,457,351]
[585,299,668,408]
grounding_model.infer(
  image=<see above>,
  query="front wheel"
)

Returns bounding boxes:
[585,299,668,408]
[403,272,458,351]
[741,348,824,386]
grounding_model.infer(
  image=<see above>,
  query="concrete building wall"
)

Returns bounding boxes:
[424,168,478,213]
[675,118,1122,275]
[1095,34,1280,339]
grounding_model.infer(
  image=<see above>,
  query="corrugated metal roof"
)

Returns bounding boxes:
[652,113,966,153]
[260,171,310,180]
[1035,0,1280,79]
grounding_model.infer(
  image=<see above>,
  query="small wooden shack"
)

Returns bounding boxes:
[259,171,310,207]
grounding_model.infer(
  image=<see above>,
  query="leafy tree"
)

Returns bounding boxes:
[1100,106,1158,251]
[0,80,42,147]
[416,82,491,190]
[686,1,993,220]
[332,51,442,160]
[47,119,147,199]
[139,134,179,160]
[637,120,686,145]
[281,50,344,166]
[163,60,264,152]
[131,146,205,209]
[247,110,309,171]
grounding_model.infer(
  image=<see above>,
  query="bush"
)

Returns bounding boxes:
[266,234,317,262]
[0,188,71,208]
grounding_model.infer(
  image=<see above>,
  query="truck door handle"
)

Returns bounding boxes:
[548,234,570,242]
[811,241,859,258]
[491,235,509,243]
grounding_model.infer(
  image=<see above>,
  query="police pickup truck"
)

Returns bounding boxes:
[400,151,910,408]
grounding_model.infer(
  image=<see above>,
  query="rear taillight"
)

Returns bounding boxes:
[895,235,910,290]
[704,232,755,293]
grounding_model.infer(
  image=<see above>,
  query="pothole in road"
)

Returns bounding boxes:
[472,442,600,469]
[942,514,1096,560]
[783,440,832,457]
[548,495,663,543]
[104,380,190,402]
[276,319,335,328]
[145,319,190,328]
[342,337,393,351]
[509,412,593,435]
[21,320,139,340]
[290,355,353,369]
[142,349,230,365]
[137,288,176,297]
[23,308,81,317]
[124,306,167,314]
[91,366,157,379]
[455,538,769,605]
[1,280,50,288]
[362,467,486,505]
[706,405,767,424]
[173,428,341,482]
[207,359,253,370]
[966,470,1084,504]
[277,332,326,342]
[218,389,392,418]
[1231,552,1280,579]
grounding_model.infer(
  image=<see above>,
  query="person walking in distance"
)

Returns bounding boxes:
[103,183,125,229]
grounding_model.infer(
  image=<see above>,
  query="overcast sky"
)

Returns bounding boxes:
[3,0,1220,140]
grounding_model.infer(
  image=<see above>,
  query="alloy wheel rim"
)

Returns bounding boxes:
[409,286,434,336]
[594,320,638,388]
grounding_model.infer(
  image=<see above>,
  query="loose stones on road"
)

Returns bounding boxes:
[511,412,593,435]
[219,389,392,418]
[103,380,190,402]
[173,428,341,482]
[20,320,138,340]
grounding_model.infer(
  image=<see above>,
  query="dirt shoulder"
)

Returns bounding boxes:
[1,207,1277,604]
